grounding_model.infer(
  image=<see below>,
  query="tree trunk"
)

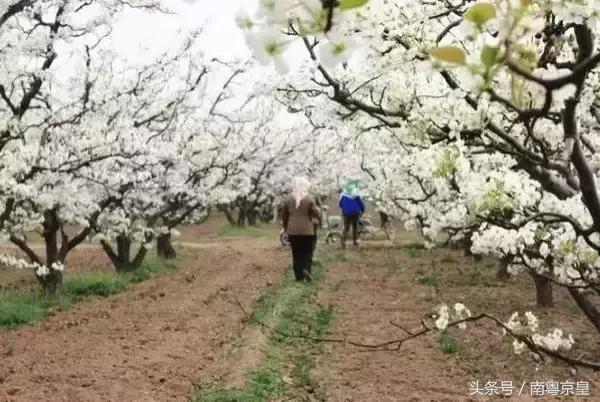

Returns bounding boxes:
[42,270,63,296]
[247,210,258,226]
[101,234,147,272]
[116,234,131,268]
[236,206,247,227]
[220,206,237,226]
[156,233,176,259]
[379,211,389,228]
[42,210,63,296]
[114,235,145,273]
[461,233,481,260]
[496,258,511,280]
[259,203,274,223]
[533,274,553,308]
[568,287,600,334]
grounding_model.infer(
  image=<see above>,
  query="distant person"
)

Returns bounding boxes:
[280,177,321,281]
[312,196,324,255]
[339,180,365,249]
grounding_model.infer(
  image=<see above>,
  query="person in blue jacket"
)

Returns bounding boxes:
[339,180,365,249]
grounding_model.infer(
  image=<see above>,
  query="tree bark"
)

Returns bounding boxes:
[156,233,176,259]
[41,209,63,296]
[116,234,131,267]
[379,211,389,228]
[461,233,481,260]
[568,287,600,334]
[533,274,554,308]
[496,257,511,280]
[219,205,237,226]
[236,207,247,227]
[247,209,258,226]
[101,234,147,272]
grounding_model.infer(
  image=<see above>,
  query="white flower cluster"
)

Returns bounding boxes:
[505,312,575,355]
[0,254,65,278]
[433,303,472,331]
[237,0,363,72]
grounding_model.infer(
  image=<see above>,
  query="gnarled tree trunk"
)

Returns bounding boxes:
[533,274,553,308]
[247,209,258,226]
[156,233,176,259]
[41,209,63,295]
[236,206,247,227]
[379,211,389,228]
[461,232,482,261]
[568,287,600,334]
[219,205,237,226]
[101,234,147,272]
[496,257,511,280]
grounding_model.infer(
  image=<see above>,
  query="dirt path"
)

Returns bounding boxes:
[312,245,600,402]
[3,236,600,401]
[0,239,287,401]
[313,247,468,401]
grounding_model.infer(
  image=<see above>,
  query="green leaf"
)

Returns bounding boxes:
[481,45,499,69]
[339,0,369,10]
[464,3,497,26]
[429,46,466,65]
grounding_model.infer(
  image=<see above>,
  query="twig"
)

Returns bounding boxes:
[389,321,414,335]
[226,293,408,350]
[225,293,600,369]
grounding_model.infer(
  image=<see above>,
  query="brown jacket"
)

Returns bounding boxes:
[281,194,321,236]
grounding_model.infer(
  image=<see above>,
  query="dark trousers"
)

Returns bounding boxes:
[312,224,318,255]
[342,214,360,247]
[289,235,315,281]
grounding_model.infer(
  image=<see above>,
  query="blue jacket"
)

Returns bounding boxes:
[339,192,365,216]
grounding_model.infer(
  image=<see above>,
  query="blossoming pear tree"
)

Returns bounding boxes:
[84,38,217,269]
[0,0,170,293]
[239,0,600,367]
[215,90,345,227]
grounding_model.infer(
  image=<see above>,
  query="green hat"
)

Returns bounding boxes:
[343,179,359,193]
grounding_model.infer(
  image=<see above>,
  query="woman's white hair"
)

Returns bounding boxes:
[292,176,310,208]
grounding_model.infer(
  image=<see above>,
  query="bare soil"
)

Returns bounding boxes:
[1,223,600,401]
[312,243,600,402]
[0,238,286,401]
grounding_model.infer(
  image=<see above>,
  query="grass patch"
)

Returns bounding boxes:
[0,292,47,328]
[417,274,440,287]
[194,252,335,401]
[319,249,346,263]
[439,331,458,354]
[464,270,495,287]
[65,272,128,297]
[216,225,273,238]
[0,256,179,329]
[126,256,178,283]
[314,304,334,337]
[199,368,283,402]
[291,355,315,387]
[406,248,421,258]
[445,264,498,288]
[398,242,425,258]
[399,242,425,250]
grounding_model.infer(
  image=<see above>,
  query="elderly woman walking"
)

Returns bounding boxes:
[280,177,321,281]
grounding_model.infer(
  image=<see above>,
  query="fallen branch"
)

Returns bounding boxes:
[225,293,600,369]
